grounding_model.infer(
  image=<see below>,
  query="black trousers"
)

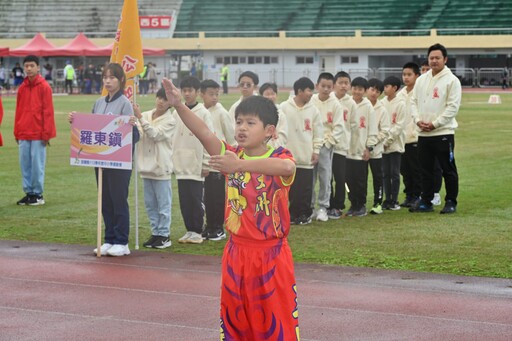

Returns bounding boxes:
[329,153,347,210]
[222,80,228,94]
[369,158,383,205]
[382,152,402,203]
[433,158,443,193]
[418,135,459,204]
[289,168,313,220]
[177,179,204,234]
[401,143,422,198]
[346,158,369,210]
[204,172,226,232]
[95,168,131,245]
[65,79,73,94]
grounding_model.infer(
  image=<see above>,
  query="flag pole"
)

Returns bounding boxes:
[108,0,145,251]
[134,75,139,250]
[97,167,103,258]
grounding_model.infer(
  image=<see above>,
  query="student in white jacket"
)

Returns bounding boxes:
[381,76,407,211]
[410,43,461,214]
[135,88,177,249]
[172,77,214,243]
[281,77,323,225]
[329,71,357,219]
[346,77,378,217]
[200,79,234,241]
[366,78,391,215]
[398,62,422,208]
[310,73,344,222]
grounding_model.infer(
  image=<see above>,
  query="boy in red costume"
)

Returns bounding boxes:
[163,78,300,341]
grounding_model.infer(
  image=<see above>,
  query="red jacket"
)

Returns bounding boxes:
[14,74,56,141]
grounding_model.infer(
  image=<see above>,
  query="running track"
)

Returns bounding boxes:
[1,240,511,340]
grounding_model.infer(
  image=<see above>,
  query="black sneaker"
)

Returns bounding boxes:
[17,194,30,205]
[440,200,457,214]
[201,229,209,240]
[27,195,45,206]
[152,236,172,249]
[297,214,312,225]
[400,196,417,208]
[207,229,226,241]
[143,235,158,248]
[409,200,434,213]
[382,200,391,210]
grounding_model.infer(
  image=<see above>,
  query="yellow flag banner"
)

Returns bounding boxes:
[103,0,144,101]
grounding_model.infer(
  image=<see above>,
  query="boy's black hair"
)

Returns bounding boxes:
[428,43,447,58]
[200,79,220,93]
[235,96,278,127]
[403,62,420,75]
[351,77,369,90]
[23,55,39,66]
[259,82,278,96]
[421,60,429,67]
[293,77,315,95]
[317,72,334,84]
[238,71,259,85]
[383,76,401,90]
[156,87,167,100]
[368,78,384,93]
[180,76,201,90]
[334,71,351,83]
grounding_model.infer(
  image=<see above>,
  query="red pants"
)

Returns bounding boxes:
[220,235,300,341]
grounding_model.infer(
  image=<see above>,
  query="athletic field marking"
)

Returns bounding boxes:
[0,304,218,332]
[301,304,512,328]
[1,276,219,300]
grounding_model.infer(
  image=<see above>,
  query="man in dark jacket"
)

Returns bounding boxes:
[14,55,56,206]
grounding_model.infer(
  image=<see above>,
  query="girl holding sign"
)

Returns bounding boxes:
[69,63,138,257]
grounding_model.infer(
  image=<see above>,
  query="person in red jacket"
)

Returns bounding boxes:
[14,55,56,206]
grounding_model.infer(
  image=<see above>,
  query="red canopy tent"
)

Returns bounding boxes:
[9,33,57,56]
[51,33,104,56]
[8,33,165,57]
[0,47,9,56]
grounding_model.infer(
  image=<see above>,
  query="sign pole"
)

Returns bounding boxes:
[97,167,103,258]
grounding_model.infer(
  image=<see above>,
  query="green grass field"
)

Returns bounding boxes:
[1,91,511,278]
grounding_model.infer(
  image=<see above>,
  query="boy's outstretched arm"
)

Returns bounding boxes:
[162,78,222,156]
[210,150,296,177]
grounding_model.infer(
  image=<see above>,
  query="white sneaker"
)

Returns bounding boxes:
[106,244,130,256]
[432,193,441,206]
[186,232,203,244]
[316,207,328,222]
[178,231,193,244]
[93,243,113,255]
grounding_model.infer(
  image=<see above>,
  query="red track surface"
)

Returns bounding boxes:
[1,240,511,340]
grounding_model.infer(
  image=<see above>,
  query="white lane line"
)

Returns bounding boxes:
[0,305,218,332]
[301,304,512,328]
[1,276,219,300]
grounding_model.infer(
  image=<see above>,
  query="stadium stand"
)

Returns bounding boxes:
[0,0,181,38]
[174,0,512,37]
[0,0,511,38]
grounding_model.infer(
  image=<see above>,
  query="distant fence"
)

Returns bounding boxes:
[198,67,509,88]
[2,66,508,92]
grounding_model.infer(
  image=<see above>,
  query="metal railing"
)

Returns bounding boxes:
[3,27,512,39]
